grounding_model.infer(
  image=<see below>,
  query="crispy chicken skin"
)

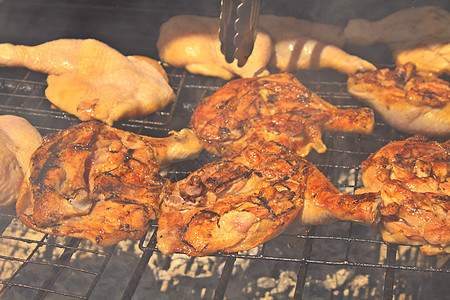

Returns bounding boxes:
[191,73,374,157]
[348,63,450,136]
[297,171,380,226]
[0,115,43,207]
[157,142,379,256]
[16,121,203,246]
[357,135,450,255]
[0,39,175,125]
[392,41,450,77]
[157,15,272,80]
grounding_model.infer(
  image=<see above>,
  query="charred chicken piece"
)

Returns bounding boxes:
[357,135,450,255]
[157,142,379,256]
[191,73,374,157]
[0,39,175,125]
[16,121,203,246]
[348,63,450,136]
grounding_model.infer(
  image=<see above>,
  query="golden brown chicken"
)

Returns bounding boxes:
[0,115,43,206]
[191,73,374,157]
[157,15,272,80]
[392,41,450,77]
[0,39,175,125]
[356,135,450,255]
[157,141,379,256]
[259,16,376,75]
[347,63,450,136]
[16,121,203,246]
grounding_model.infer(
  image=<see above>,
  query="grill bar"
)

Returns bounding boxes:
[0,1,448,299]
[83,245,117,299]
[0,234,48,294]
[121,230,158,300]
[383,244,397,300]
[213,256,236,300]
[293,227,315,299]
[34,238,82,300]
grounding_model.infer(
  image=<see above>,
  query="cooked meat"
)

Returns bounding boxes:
[0,115,43,177]
[391,41,450,77]
[259,16,376,75]
[0,39,175,125]
[268,35,376,76]
[16,121,203,246]
[157,142,379,256]
[157,14,373,79]
[259,15,345,47]
[344,6,450,47]
[191,73,374,157]
[157,15,272,80]
[0,115,42,206]
[0,142,22,207]
[347,63,450,136]
[356,135,450,255]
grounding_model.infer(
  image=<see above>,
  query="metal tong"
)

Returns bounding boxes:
[219,0,261,67]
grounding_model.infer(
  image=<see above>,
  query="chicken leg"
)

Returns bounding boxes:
[191,73,375,157]
[356,135,450,255]
[0,39,175,125]
[16,121,203,246]
[259,16,376,75]
[157,141,379,256]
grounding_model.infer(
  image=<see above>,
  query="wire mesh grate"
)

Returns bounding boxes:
[0,0,449,299]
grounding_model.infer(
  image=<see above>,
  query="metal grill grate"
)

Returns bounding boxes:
[0,0,449,299]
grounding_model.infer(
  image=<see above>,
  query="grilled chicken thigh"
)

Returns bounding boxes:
[16,121,203,246]
[348,63,450,136]
[0,115,43,206]
[157,15,272,80]
[0,39,175,125]
[191,73,374,157]
[357,135,450,255]
[259,16,376,75]
[157,142,379,256]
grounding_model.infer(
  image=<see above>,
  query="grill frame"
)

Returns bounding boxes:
[0,0,449,299]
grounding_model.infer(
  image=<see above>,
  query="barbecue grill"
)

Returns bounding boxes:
[0,0,449,299]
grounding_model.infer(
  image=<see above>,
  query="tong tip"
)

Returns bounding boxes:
[219,0,260,67]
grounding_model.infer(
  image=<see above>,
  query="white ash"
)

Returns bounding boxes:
[257,277,277,289]
[257,270,297,295]
[323,268,355,290]
[347,275,370,297]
